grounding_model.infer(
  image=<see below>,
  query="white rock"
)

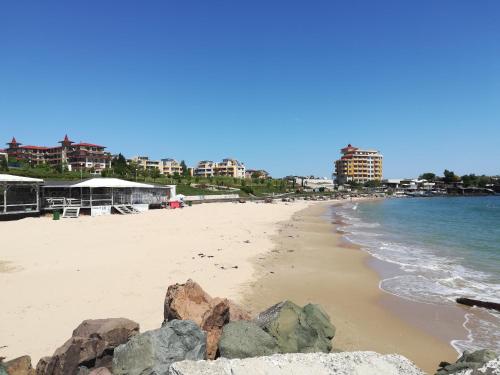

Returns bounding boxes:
[168,351,425,375]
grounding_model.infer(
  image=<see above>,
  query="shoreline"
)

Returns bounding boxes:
[241,201,459,373]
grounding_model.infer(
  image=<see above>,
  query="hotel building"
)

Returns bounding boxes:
[215,158,246,178]
[129,156,160,171]
[334,144,383,184]
[193,159,246,178]
[159,158,183,176]
[193,160,217,177]
[5,135,111,172]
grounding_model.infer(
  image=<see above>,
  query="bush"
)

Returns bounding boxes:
[240,186,254,195]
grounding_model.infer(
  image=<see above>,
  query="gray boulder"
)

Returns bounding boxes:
[303,303,336,340]
[436,349,499,375]
[112,320,206,375]
[169,351,425,375]
[218,321,279,359]
[255,301,335,354]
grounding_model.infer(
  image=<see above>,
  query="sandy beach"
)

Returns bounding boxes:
[1,200,464,373]
[241,202,461,373]
[0,201,310,363]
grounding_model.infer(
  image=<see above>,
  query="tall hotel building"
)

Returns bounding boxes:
[334,144,383,184]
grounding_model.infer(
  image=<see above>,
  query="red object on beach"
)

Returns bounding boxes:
[169,201,181,209]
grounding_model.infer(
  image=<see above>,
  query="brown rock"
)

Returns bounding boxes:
[202,300,230,359]
[88,368,112,375]
[41,318,139,375]
[163,279,213,325]
[35,357,50,375]
[163,280,251,359]
[4,356,35,375]
[228,299,252,321]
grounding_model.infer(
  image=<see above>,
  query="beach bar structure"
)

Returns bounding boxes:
[0,174,43,215]
[41,178,176,216]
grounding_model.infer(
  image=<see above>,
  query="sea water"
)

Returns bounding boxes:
[334,196,500,354]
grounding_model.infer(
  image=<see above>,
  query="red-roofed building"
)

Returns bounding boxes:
[334,144,383,184]
[5,135,111,173]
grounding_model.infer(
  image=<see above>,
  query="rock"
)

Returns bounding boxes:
[255,300,335,353]
[41,318,139,375]
[0,364,7,375]
[112,320,206,375]
[454,358,500,375]
[163,280,251,359]
[164,280,213,325]
[218,321,279,359]
[35,358,50,375]
[456,298,500,312]
[458,350,498,364]
[435,349,499,375]
[213,298,252,321]
[3,356,35,375]
[88,368,112,375]
[303,303,336,340]
[201,300,230,360]
[76,368,90,375]
[169,351,425,375]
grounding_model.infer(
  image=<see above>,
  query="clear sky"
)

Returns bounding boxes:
[1,1,499,178]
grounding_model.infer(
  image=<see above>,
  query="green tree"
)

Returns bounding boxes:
[112,154,129,176]
[419,173,436,181]
[151,168,161,182]
[364,180,381,188]
[0,157,8,172]
[443,169,459,184]
[180,160,189,176]
[477,175,490,188]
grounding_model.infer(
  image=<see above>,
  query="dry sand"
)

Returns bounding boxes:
[0,201,310,363]
[1,200,463,373]
[241,202,461,374]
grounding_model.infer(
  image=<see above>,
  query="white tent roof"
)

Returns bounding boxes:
[71,178,154,189]
[0,174,44,183]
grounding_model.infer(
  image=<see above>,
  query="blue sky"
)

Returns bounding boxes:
[1,1,499,178]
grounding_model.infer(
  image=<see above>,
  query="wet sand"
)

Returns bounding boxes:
[242,202,462,373]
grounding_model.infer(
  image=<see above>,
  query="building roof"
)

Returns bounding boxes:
[0,174,44,183]
[59,134,74,144]
[74,142,105,148]
[72,178,155,189]
[8,137,20,146]
[43,180,85,188]
[21,145,49,150]
[341,144,358,153]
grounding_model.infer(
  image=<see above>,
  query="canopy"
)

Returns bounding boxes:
[71,178,154,189]
[0,174,44,183]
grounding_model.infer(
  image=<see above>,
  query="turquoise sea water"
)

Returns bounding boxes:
[334,196,500,353]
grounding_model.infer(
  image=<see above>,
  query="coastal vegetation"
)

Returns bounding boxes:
[418,170,497,187]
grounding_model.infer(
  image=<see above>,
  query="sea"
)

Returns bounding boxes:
[333,196,500,354]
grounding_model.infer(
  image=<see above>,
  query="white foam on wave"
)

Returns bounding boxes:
[333,203,500,353]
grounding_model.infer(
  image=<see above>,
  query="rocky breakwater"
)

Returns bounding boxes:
[1,279,498,375]
[218,300,335,358]
[435,349,500,375]
[162,279,251,360]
